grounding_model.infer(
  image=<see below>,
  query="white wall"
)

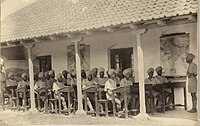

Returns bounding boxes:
[32,22,197,109]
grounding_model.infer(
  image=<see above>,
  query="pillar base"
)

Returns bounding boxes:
[28,108,39,114]
[135,113,150,121]
[75,109,87,117]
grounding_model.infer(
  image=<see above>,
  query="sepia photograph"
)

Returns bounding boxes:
[0,0,199,125]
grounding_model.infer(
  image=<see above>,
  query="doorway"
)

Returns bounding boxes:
[110,47,133,71]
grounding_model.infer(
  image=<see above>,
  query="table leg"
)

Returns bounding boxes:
[183,87,187,110]
[162,84,165,113]
[95,92,99,117]
[171,88,175,109]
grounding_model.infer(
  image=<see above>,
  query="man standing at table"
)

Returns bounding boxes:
[186,53,197,113]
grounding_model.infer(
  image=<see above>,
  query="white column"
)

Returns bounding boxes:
[73,37,86,115]
[132,29,149,120]
[23,42,38,113]
[196,4,200,125]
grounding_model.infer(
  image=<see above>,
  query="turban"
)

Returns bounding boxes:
[8,72,14,78]
[56,73,62,79]
[186,53,195,61]
[21,73,28,78]
[108,69,115,76]
[147,68,154,74]
[123,69,131,76]
[98,67,105,73]
[91,68,98,74]
[38,72,44,78]
[155,66,163,72]
[49,70,55,75]
[115,68,122,74]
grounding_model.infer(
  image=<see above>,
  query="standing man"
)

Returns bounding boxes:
[0,64,6,106]
[186,53,197,113]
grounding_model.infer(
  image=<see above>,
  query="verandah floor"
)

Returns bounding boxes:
[0,108,197,126]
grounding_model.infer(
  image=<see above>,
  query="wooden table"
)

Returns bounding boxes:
[57,86,74,115]
[83,85,99,116]
[130,82,186,114]
[161,81,187,113]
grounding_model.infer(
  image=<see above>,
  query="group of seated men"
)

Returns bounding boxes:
[3,66,173,114]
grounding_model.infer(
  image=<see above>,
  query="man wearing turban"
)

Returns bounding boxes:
[17,73,30,107]
[154,66,173,112]
[96,67,108,86]
[186,53,197,113]
[104,69,121,111]
[52,73,68,112]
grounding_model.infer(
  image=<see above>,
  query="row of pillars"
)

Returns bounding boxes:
[23,28,199,123]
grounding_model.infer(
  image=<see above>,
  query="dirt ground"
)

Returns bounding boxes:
[0,109,198,126]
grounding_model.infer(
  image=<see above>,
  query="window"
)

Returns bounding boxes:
[37,55,52,72]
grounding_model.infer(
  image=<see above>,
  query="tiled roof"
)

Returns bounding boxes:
[0,0,198,43]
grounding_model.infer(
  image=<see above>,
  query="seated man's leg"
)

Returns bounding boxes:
[61,96,67,110]
[114,98,121,111]
[86,97,94,111]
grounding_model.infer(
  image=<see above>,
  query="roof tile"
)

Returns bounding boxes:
[0,0,198,43]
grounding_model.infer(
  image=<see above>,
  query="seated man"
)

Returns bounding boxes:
[91,68,98,82]
[115,68,123,86]
[62,70,71,86]
[154,66,173,111]
[17,73,30,107]
[48,70,56,88]
[104,69,121,111]
[120,68,136,111]
[82,71,96,112]
[5,72,18,94]
[70,70,77,85]
[96,67,108,86]
[144,68,157,112]
[34,72,47,110]
[52,73,68,112]
[128,68,135,84]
